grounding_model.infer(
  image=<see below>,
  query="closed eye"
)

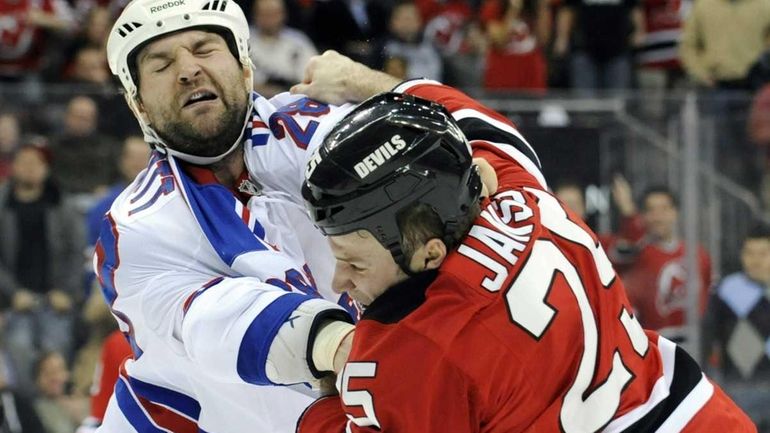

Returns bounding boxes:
[349,263,366,273]
[195,48,215,56]
[194,42,220,57]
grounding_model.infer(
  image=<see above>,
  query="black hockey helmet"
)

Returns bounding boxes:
[302,92,482,269]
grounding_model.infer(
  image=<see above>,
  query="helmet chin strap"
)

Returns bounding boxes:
[387,242,419,277]
[156,96,254,165]
[129,62,256,165]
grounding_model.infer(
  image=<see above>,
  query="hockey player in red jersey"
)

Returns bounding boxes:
[298,80,756,432]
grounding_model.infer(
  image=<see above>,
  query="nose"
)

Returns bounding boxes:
[331,262,354,294]
[176,51,201,84]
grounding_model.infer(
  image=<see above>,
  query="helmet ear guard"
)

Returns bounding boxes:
[302,93,482,273]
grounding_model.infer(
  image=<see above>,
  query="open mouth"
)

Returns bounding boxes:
[184,90,218,108]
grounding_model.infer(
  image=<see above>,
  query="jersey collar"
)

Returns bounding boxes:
[361,270,439,324]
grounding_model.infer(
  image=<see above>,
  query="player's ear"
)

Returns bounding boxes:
[242,60,254,91]
[409,238,447,272]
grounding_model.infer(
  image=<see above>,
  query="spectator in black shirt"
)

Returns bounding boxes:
[554,0,645,92]
[704,224,770,431]
[748,27,770,92]
[0,144,84,394]
[309,0,390,66]
[49,96,119,210]
[0,352,45,433]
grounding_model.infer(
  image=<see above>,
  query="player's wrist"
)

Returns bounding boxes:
[349,65,401,102]
[312,320,355,373]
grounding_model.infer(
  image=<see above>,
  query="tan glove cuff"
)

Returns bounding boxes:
[312,320,355,372]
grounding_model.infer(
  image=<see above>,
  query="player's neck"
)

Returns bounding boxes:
[211,147,245,187]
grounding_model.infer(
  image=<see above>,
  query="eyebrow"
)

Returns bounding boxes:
[138,51,170,66]
[334,252,353,262]
[138,34,221,66]
[334,250,366,265]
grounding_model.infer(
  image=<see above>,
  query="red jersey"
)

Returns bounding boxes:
[637,0,686,69]
[415,0,472,22]
[297,81,754,433]
[422,3,476,56]
[0,0,72,77]
[480,0,547,90]
[618,239,711,336]
[91,330,132,421]
[749,83,770,147]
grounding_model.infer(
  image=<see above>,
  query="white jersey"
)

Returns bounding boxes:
[94,92,357,433]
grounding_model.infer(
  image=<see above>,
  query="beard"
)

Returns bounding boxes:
[153,90,249,159]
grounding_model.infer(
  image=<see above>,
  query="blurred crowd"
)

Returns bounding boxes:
[2,0,770,92]
[1,0,770,432]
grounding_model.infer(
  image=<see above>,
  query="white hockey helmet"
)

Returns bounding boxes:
[107,0,252,97]
[106,0,254,164]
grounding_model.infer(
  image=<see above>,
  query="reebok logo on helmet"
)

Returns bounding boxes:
[149,0,185,13]
[353,134,407,179]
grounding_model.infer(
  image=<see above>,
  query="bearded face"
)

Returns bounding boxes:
[135,30,249,158]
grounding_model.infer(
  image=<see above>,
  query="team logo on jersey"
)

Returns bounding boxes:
[353,134,407,179]
[656,260,689,314]
[238,179,262,197]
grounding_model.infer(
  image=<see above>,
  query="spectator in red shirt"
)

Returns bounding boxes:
[87,331,132,426]
[748,83,770,210]
[422,1,487,87]
[0,0,75,82]
[613,185,712,344]
[481,0,548,91]
[553,177,708,342]
[636,0,687,88]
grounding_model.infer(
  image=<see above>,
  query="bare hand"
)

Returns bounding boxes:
[611,174,636,216]
[290,50,400,105]
[49,290,73,313]
[333,330,354,374]
[25,8,47,26]
[474,157,498,199]
[12,290,36,312]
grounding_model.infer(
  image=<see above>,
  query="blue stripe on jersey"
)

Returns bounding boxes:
[131,165,160,204]
[251,133,269,147]
[128,375,201,421]
[98,213,120,306]
[177,169,268,266]
[115,377,168,433]
[236,293,309,385]
[128,186,164,216]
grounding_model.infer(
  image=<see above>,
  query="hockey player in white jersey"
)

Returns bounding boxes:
[96,1,404,432]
